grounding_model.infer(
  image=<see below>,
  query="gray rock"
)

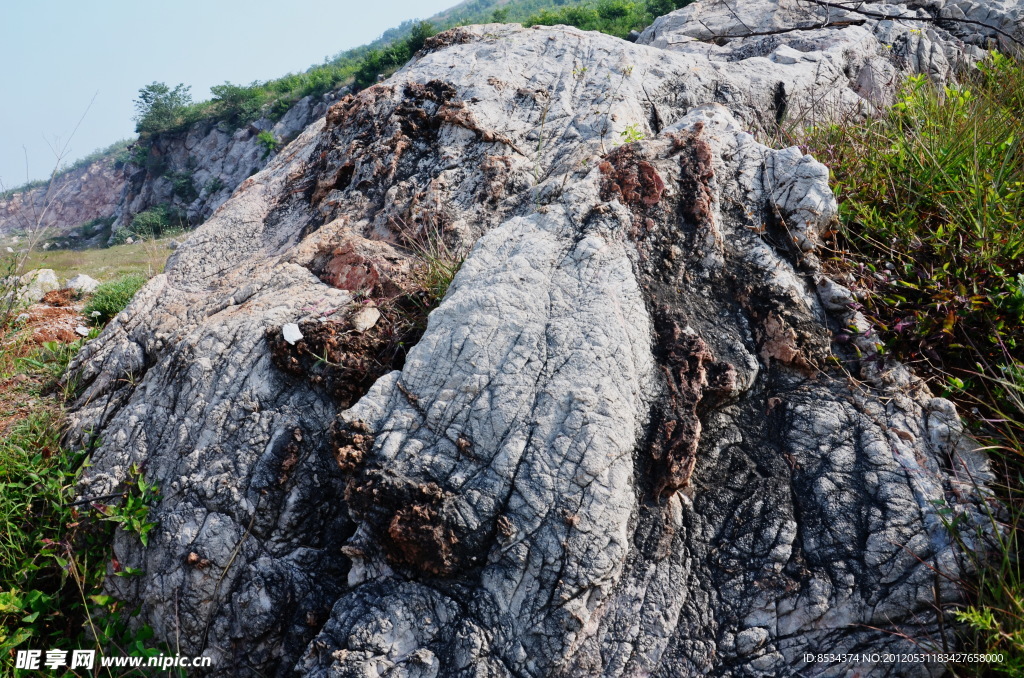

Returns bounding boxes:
[106,91,341,242]
[66,273,100,293]
[65,3,1021,676]
[18,268,59,303]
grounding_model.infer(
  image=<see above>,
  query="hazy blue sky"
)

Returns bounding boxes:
[0,1,456,187]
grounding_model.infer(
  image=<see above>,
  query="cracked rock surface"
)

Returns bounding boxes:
[67,2,1020,675]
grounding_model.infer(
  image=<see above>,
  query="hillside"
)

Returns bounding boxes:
[0,0,690,248]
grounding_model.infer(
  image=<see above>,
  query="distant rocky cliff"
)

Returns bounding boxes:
[0,157,123,240]
[66,0,1022,676]
[0,91,341,245]
[112,91,343,237]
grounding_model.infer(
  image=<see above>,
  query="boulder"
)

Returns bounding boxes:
[18,268,59,304]
[66,1,1020,676]
[66,273,100,294]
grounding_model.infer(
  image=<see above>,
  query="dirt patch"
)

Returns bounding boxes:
[600,145,666,215]
[266,303,411,409]
[40,288,75,307]
[332,418,374,474]
[479,155,515,204]
[26,305,86,344]
[0,300,86,435]
[734,279,831,372]
[421,27,476,54]
[344,467,461,576]
[312,81,460,210]
[670,122,716,229]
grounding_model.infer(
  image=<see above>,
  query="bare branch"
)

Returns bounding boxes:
[678,18,866,42]
[803,0,1022,46]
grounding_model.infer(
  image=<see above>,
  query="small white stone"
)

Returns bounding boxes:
[75,326,90,337]
[125,237,134,244]
[282,323,303,345]
[5,247,12,253]
[351,306,381,333]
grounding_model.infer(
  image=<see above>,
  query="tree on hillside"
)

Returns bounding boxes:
[133,82,192,135]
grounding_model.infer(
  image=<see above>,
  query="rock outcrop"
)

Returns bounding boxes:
[111,92,343,238]
[66,1,1020,676]
[0,158,123,239]
[0,94,339,246]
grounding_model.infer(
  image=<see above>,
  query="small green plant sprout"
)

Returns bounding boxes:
[623,64,634,77]
[97,465,159,547]
[256,130,280,158]
[573,65,589,79]
[618,123,646,145]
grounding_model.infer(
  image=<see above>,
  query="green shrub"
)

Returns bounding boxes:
[522,0,693,38]
[204,176,226,194]
[210,81,269,128]
[354,22,437,90]
[83,273,149,324]
[166,170,198,202]
[256,131,280,158]
[126,204,186,241]
[133,82,195,136]
[801,54,1024,391]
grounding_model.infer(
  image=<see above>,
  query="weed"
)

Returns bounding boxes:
[801,54,1024,404]
[204,177,226,195]
[166,170,198,202]
[256,131,280,158]
[395,218,466,316]
[619,123,646,144]
[797,51,1024,671]
[94,465,159,548]
[83,273,149,325]
[0,315,167,668]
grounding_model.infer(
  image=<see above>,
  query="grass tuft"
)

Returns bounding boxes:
[797,51,1024,672]
[83,273,149,325]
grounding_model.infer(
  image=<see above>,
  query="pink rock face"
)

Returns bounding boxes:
[321,244,382,293]
[0,158,124,236]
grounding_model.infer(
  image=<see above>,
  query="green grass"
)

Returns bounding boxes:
[0,307,164,672]
[797,51,1024,672]
[15,235,175,282]
[800,54,1024,387]
[83,273,149,325]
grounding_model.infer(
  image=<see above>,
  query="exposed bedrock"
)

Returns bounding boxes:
[66,3,1019,676]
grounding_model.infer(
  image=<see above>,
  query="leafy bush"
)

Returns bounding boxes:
[522,0,693,38]
[125,204,186,241]
[257,131,280,158]
[166,170,198,202]
[205,176,226,194]
[0,326,163,658]
[134,82,195,135]
[83,273,149,324]
[354,22,438,90]
[801,54,1024,393]
[211,81,269,127]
